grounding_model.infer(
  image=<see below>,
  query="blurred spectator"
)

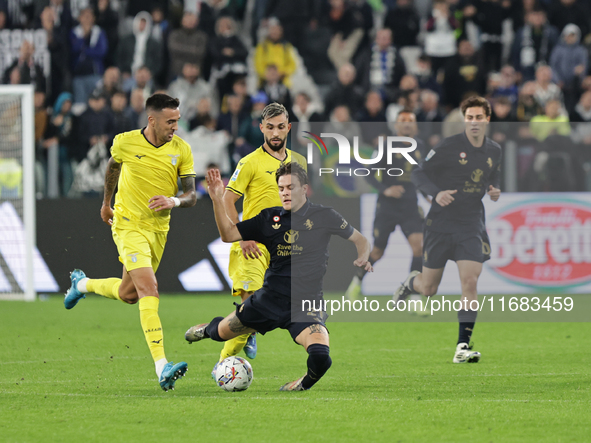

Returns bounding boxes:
[217,93,249,142]
[533,65,563,108]
[383,0,421,48]
[493,65,519,104]
[254,18,297,87]
[415,54,440,96]
[94,0,118,67]
[220,76,252,116]
[126,0,164,21]
[385,74,420,122]
[234,92,268,161]
[73,90,114,162]
[167,62,213,125]
[110,91,134,135]
[530,98,571,141]
[189,0,237,38]
[348,0,374,55]
[424,0,459,75]
[326,0,364,70]
[324,105,362,142]
[291,92,323,124]
[548,0,590,40]
[550,24,588,112]
[43,91,74,196]
[93,66,122,104]
[263,0,320,51]
[188,97,214,131]
[208,16,248,99]
[356,28,406,101]
[124,88,148,128]
[260,64,293,112]
[40,6,70,103]
[416,89,444,122]
[34,0,73,34]
[125,66,154,100]
[324,63,365,118]
[117,12,162,83]
[2,40,47,94]
[185,115,231,177]
[511,7,559,82]
[570,90,591,122]
[468,0,512,72]
[355,90,388,145]
[0,10,6,30]
[168,12,208,80]
[150,6,169,42]
[491,96,515,122]
[442,40,486,109]
[70,8,108,104]
[516,81,543,122]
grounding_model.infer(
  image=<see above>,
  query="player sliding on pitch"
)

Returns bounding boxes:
[186,162,372,391]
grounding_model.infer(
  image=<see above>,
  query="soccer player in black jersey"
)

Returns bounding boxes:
[185,162,372,390]
[393,96,502,363]
[345,110,425,301]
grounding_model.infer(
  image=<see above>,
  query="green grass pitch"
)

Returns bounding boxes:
[1,294,589,443]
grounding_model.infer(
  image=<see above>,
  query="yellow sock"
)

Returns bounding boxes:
[219,334,249,362]
[139,296,166,363]
[86,278,122,301]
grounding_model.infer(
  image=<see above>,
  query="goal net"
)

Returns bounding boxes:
[0,85,36,301]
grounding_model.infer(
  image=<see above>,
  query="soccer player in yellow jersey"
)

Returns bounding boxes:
[215,102,306,372]
[64,94,197,391]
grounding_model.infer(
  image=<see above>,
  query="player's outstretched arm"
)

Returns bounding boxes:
[101,157,121,226]
[207,169,242,242]
[348,229,373,272]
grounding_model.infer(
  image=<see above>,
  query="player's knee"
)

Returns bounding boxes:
[120,291,139,304]
[422,285,438,297]
[461,275,478,292]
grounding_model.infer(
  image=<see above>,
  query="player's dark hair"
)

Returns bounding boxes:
[276,162,308,186]
[145,93,180,113]
[460,96,491,118]
[262,102,289,122]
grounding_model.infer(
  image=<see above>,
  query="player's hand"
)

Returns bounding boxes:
[383,185,405,198]
[354,258,373,272]
[100,203,114,226]
[240,240,262,260]
[148,195,175,212]
[206,168,224,200]
[435,189,457,207]
[487,185,501,202]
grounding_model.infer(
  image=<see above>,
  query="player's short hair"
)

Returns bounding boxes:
[145,93,180,113]
[276,162,308,186]
[460,96,491,117]
[262,102,289,122]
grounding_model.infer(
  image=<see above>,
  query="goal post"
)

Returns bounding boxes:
[0,85,36,301]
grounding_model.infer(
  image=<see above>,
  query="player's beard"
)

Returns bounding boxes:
[266,136,285,151]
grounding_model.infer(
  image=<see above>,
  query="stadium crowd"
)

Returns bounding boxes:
[2,0,591,197]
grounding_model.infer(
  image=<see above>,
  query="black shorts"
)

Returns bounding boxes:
[422,228,491,269]
[235,287,328,342]
[373,199,423,249]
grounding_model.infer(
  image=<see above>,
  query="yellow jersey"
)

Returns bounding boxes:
[226,146,306,220]
[111,129,196,232]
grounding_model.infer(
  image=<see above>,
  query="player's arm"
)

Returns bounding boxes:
[101,157,121,226]
[412,146,456,207]
[207,169,243,242]
[223,182,263,259]
[347,229,373,272]
[487,150,502,202]
[148,176,197,212]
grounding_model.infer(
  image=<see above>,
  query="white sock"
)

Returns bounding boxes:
[77,278,89,293]
[155,358,168,378]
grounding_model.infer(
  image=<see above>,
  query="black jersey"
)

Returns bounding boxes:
[365,138,426,206]
[411,132,501,233]
[236,200,354,298]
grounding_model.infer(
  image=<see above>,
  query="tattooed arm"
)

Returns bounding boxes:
[100,157,121,226]
[148,175,197,212]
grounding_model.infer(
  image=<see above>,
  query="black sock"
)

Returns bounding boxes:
[356,256,377,280]
[302,344,332,389]
[457,310,477,345]
[410,255,422,272]
[205,317,225,341]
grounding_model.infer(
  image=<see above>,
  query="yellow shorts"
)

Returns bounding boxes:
[112,226,168,272]
[228,241,270,296]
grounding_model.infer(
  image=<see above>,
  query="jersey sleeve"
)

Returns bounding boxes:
[110,134,124,163]
[178,142,196,177]
[325,208,355,239]
[411,142,446,197]
[226,159,254,196]
[236,210,266,243]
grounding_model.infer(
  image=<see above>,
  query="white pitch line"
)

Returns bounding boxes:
[378,372,584,378]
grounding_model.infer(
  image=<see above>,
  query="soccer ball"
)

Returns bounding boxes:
[214,356,253,392]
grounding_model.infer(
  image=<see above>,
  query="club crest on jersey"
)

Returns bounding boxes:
[304,219,314,230]
[459,152,467,165]
[128,252,139,263]
[487,157,493,168]
[168,154,180,165]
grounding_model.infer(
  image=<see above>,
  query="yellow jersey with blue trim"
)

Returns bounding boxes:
[111,129,196,232]
[226,146,307,221]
